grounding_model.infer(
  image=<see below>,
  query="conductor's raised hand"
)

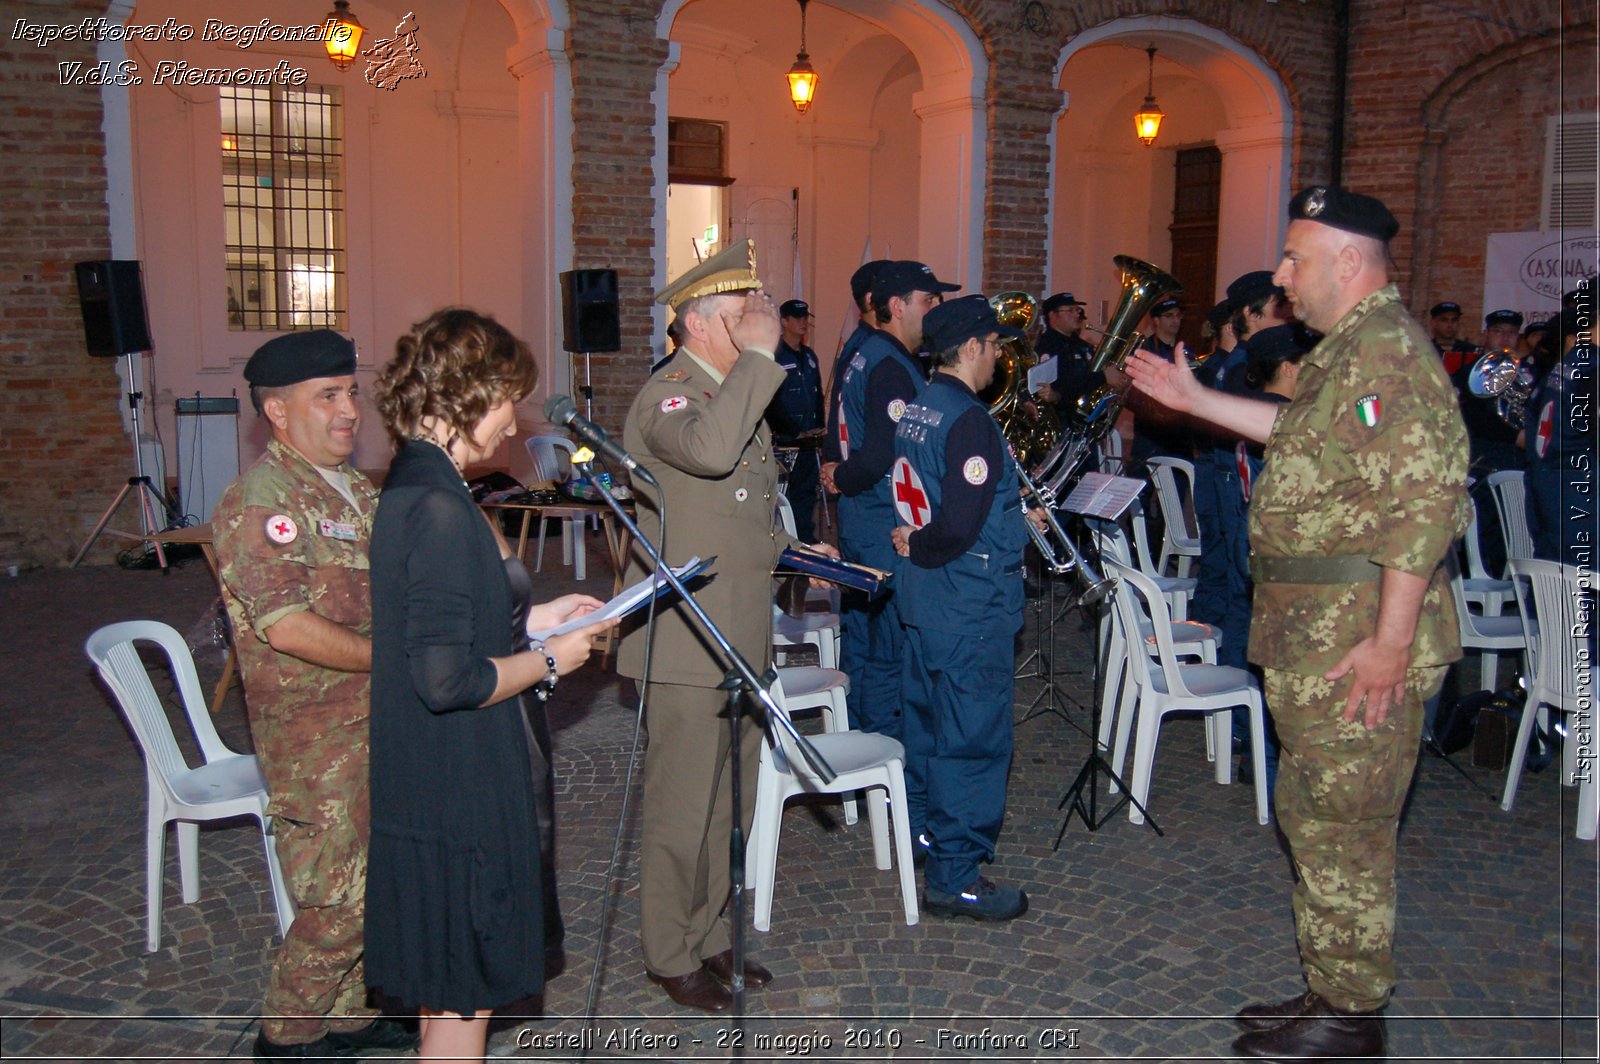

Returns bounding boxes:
[1124,341,1202,416]
[727,290,782,354]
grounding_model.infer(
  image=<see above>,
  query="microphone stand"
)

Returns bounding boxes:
[572,457,836,1037]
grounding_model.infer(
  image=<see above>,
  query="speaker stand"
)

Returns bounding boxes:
[72,352,172,567]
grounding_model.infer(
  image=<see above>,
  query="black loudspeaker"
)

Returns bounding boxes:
[560,268,621,352]
[75,260,152,357]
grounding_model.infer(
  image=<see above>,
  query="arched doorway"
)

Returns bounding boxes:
[654,0,987,373]
[1049,16,1292,335]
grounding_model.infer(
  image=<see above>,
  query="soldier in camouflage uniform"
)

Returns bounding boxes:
[214,331,415,1060]
[1128,186,1469,1062]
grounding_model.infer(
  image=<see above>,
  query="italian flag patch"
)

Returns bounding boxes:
[1356,393,1382,427]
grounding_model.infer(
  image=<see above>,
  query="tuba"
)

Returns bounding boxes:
[981,292,1061,468]
[1466,349,1535,430]
[1032,255,1183,501]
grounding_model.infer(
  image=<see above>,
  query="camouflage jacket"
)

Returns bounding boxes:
[214,440,378,818]
[1248,284,1469,675]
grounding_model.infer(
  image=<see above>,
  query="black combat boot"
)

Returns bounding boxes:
[1231,994,1386,1060]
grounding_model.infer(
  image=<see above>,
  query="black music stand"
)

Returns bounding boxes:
[1051,475,1163,839]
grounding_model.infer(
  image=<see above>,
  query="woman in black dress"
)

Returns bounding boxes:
[365,308,612,1059]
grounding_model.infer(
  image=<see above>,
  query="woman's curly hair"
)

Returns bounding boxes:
[373,307,539,451]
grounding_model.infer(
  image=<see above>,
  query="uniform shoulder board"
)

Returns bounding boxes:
[661,369,689,382]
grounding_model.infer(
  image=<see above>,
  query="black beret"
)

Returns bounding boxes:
[1226,270,1281,308]
[779,299,811,319]
[923,294,1022,352]
[1150,296,1183,317]
[1484,309,1523,328]
[1429,301,1462,318]
[850,259,892,303]
[1288,185,1400,243]
[1041,292,1086,314]
[244,330,357,387]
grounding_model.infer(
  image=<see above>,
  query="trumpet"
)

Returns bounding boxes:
[1014,454,1116,607]
[1466,349,1535,429]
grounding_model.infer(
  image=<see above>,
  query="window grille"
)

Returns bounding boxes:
[220,86,346,330]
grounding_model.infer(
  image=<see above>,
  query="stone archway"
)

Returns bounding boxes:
[653,0,988,355]
[1049,15,1293,317]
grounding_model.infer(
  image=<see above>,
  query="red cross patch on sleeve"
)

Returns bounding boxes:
[892,457,930,528]
[264,514,299,545]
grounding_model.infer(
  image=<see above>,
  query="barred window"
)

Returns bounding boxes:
[220,86,346,330]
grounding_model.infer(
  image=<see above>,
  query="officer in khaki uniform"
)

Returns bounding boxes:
[213,331,416,1060]
[618,240,833,1013]
[1128,186,1469,1062]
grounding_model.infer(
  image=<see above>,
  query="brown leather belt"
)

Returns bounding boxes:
[1249,553,1383,584]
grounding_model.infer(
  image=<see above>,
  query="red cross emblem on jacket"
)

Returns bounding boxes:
[892,457,930,528]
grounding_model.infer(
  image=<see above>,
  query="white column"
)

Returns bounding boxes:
[800,123,879,382]
[912,89,985,290]
[508,29,574,401]
[1214,122,1293,294]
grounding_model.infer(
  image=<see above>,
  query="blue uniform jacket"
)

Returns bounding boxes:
[892,373,1025,635]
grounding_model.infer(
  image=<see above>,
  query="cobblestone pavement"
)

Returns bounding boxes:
[1,546,1594,1062]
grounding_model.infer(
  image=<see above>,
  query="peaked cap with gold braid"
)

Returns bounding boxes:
[653,238,763,311]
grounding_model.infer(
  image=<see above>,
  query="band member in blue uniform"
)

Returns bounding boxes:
[768,299,826,540]
[1524,302,1595,567]
[890,294,1039,922]
[821,260,958,740]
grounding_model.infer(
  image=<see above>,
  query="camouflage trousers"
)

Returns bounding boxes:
[260,774,375,1044]
[1267,664,1445,1013]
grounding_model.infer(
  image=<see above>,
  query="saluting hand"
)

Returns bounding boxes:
[727,291,782,354]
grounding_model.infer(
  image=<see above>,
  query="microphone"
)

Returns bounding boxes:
[543,394,659,488]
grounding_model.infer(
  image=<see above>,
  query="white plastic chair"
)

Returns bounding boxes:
[1102,559,1270,826]
[770,664,857,824]
[1098,608,1223,792]
[1447,553,1526,692]
[1097,430,1126,474]
[745,673,918,932]
[1500,560,1593,838]
[85,621,294,952]
[1486,470,1534,571]
[772,604,840,670]
[1460,497,1515,616]
[523,434,585,575]
[1146,456,1202,578]
[1090,516,1195,622]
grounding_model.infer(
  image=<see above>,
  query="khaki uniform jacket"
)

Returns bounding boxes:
[1248,284,1470,676]
[617,349,799,688]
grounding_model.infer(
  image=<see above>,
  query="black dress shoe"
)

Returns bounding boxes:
[1236,990,1318,1030]
[324,1017,419,1052]
[252,1031,355,1060]
[702,949,772,990]
[646,967,734,1012]
[1232,998,1386,1060]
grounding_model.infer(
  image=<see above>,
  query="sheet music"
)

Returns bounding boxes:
[1027,356,1058,392]
[1060,472,1145,521]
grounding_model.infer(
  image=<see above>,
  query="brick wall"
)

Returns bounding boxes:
[1341,0,1591,318]
[0,1,130,570]
[568,0,670,436]
[6,0,1591,565]
[981,0,1338,296]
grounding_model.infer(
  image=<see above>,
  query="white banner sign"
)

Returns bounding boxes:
[1483,231,1599,325]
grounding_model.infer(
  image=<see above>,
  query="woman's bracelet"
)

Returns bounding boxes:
[530,639,559,702]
